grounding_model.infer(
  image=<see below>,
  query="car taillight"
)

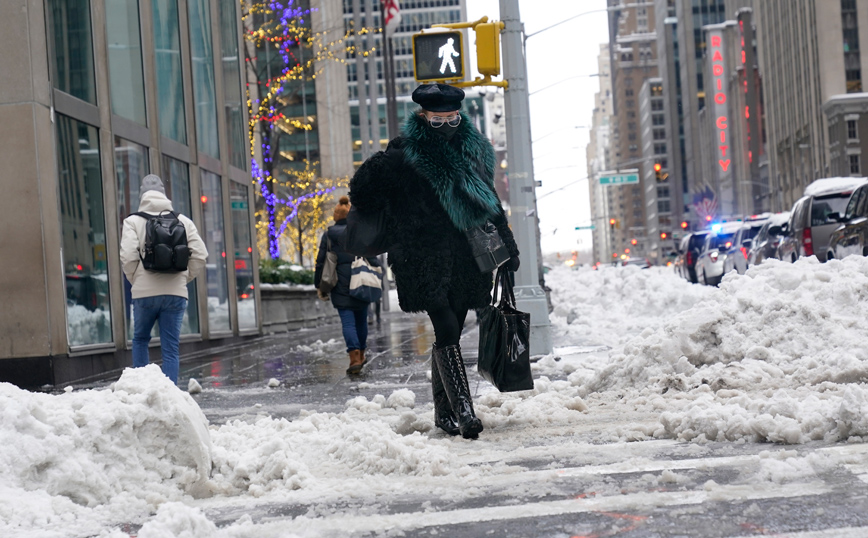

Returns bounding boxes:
[687,251,694,265]
[741,247,748,259]
[803,228,813,257]
[710,252,719,262]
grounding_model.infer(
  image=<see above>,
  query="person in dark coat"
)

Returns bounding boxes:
[348,83,520,439]
[314,196,381,374]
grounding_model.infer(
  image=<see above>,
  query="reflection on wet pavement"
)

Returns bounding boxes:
[182,311,478,425]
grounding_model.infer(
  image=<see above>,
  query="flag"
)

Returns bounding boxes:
[382,0,401,37]
[691,185,718,222]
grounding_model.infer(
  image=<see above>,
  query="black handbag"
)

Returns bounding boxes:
[343,205,390,257]
[477,267,534,392]
[465,221,511,273]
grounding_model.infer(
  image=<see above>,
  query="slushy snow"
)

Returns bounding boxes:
[4,257,868,536]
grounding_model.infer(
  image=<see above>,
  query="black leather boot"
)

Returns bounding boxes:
[431,345,459,436]
[433,345,483,439]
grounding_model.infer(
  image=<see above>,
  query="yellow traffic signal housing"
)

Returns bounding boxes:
[412,31,465,82]
[475,21,504,77]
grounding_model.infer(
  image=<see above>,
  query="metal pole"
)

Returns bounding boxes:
[364,0,381,152]
[353,0,371,159]
[499,0,552,356]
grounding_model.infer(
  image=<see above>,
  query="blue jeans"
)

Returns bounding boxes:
[132,295,187,384]
[337,307,368,353]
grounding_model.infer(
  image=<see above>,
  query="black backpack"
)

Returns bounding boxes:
[132,211,190,272]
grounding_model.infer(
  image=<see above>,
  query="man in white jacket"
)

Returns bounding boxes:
[120,175,208,384]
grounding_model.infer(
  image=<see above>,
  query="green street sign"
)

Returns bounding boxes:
[231,200,248,210]
[575,225,596,230]
[599,173,639,185]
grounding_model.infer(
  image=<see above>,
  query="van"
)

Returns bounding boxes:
[778,177,867,262]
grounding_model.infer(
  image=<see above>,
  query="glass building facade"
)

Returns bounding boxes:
[0,0,259,385]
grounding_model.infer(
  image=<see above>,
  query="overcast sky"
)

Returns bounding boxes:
[465,0,610,255]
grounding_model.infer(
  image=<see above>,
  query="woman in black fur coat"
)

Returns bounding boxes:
[348,84,520,439]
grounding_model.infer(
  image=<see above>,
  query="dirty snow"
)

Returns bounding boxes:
[4,258,868,536]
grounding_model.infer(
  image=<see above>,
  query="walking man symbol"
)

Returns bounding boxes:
[438,38,460,75]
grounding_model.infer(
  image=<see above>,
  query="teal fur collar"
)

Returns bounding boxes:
[400,112,501,231]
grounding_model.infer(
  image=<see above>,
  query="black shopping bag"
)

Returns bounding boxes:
[477,267,534,392]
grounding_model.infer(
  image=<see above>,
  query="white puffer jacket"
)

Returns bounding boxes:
[120,191,209,299]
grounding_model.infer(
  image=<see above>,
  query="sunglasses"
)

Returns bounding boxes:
[427,114,461,128]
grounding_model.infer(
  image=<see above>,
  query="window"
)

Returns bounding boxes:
[651,100,664,111]
[657,186,670,198]
[658,200,671,213]
[230,181,257,330]
[220,0,247,170]
[653,128,667,140]
[56,115,112,346]
[654,143,667,155]
[851,154,861,174]
[105,0,147,124]
[201,170,231,332]
[152,0,187,143]
[48,0,97,104]
[625,88,634,97]
[161,156,200,334]
[848,119,859,140]
[188,0,221,158]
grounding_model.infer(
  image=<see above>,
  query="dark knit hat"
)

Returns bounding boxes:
[333,195,350,221]
[412,83,465,112]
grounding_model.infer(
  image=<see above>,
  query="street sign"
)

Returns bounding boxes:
[599,171,639,186]
[230,200,248,210]
[413,31,465,82]
[575,225,596,230]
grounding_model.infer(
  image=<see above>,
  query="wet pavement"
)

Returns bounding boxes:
[179,309,459,424]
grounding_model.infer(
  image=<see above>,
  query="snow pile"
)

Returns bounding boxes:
[803,176,866,197]
[547,265,714,347]
[0,365,211,534]
[575,256,868,443]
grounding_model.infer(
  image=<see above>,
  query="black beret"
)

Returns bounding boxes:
[411,83,465,112]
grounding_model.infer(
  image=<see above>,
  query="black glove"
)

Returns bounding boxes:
[505,256,520,272]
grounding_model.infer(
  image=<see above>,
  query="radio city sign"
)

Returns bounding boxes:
[708,28,730,174]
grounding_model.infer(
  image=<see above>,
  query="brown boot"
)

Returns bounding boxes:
[347,349,364,375]
[360,349,368,366]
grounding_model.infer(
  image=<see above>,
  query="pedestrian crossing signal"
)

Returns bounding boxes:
[413,31,465,82]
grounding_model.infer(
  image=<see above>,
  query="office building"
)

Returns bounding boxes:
[0,0,261,386]
[639,78,675,262]
[754,0,868,211]
[606,0,659,259]
[588,44,615,264]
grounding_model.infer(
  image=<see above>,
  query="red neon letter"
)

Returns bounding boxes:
[719,159,731,172]
[711,35,722,47]
[717,79,723,90]
[720,131,726,144]
[714,64,724,76]
[715,93,727,104]
[716,116,728,129]
[713,50,723,62]
[719,145,729,158]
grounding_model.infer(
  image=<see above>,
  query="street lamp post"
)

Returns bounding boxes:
[500,0,552,356]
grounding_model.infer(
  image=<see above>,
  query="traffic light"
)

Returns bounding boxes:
[660,232,668,239]
[413,31,465,82]
[654,163,668,181]
[631,238,637,245]
[681,221,689,229]
[475,21,504,77]
[609,218,616,228]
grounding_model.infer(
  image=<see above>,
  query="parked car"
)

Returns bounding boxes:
[621,257,651,269]
[747,212,791,267]
[826,182,868,261]
[674,231,709,283]
[695,221,744,286]
[722,215,771,275]
[777,177,867,262]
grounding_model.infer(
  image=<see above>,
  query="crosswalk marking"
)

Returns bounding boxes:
[271,481,832,536]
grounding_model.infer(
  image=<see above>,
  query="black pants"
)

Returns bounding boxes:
[427,303,469,348]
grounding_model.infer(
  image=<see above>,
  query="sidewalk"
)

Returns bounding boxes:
[180,307,483,425]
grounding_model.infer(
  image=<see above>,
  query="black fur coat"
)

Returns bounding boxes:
[348,113,519,313]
